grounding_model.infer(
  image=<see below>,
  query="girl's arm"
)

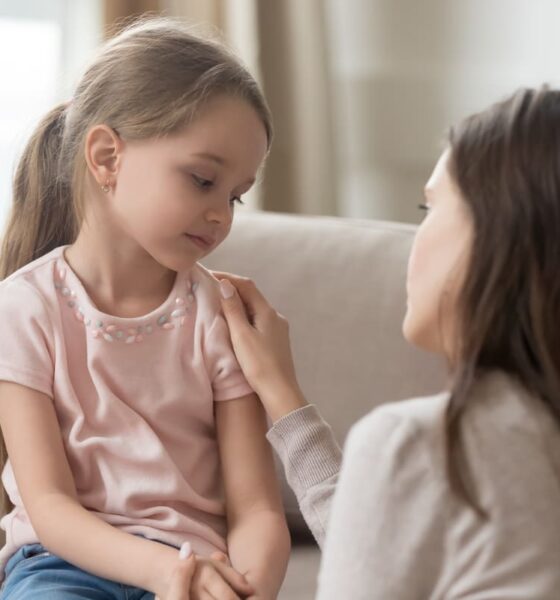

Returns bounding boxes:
[0,381,189,597]
[215,272,342,547]
[216,392,291,599]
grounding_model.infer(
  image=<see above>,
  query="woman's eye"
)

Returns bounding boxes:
[192,175,214,189]
[417,203,430,212]
[230,196,245,206]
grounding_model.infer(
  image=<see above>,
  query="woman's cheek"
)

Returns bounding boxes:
[403,222,446,351]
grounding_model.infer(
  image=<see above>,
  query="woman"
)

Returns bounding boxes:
[214,88,560,598]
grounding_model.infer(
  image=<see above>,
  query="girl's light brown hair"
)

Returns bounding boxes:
[0,16,272,513]
[445,87,560,512]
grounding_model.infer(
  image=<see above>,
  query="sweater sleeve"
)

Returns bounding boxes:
[315,407,445,600]
[266,405,342,548]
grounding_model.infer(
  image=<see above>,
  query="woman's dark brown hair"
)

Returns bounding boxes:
[446,87,560,510]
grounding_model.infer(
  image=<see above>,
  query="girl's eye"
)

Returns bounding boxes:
[192,175,214,189]
[418,203,430,212]
[230,196,245,206]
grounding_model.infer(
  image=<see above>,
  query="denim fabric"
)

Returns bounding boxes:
[0,543,156,599]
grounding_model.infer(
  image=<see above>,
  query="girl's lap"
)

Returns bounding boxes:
[1,544,154,600]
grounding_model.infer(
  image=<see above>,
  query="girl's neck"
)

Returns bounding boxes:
[65,220,176,319]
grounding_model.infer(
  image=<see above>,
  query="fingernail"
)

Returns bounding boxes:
[219,280,235,299]
[179,542,192,560]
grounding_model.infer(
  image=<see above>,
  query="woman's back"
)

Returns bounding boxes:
[317,370,560,599]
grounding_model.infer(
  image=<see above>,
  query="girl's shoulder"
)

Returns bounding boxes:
[189,262,224,319]
[0,247,65,318]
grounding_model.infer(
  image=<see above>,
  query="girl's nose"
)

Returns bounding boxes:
[205,200,233,226]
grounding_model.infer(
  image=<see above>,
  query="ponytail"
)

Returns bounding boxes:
[0,102,77,280]
[0,103,77,514]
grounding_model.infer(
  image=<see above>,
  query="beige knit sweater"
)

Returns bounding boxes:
[267,371,560,599]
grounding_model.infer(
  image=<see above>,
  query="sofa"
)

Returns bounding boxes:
[203,211,446,599]
[0,211,445,596]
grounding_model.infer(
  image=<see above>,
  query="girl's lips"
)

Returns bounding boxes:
[185,233,214,250]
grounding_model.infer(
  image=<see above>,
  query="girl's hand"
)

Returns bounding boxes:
[192,552,255,600]
[157,545,254,600]
[214,272,308,423]
[156,542,196,600]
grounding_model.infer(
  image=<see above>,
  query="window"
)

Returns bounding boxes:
[0,0,102,227]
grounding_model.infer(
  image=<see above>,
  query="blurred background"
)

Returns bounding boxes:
[2,0,560,229]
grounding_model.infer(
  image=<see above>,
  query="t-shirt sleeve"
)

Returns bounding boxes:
[205,313,253,402]
[0,279,54,397]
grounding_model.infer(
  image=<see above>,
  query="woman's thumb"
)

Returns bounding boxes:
[219,280,250,330]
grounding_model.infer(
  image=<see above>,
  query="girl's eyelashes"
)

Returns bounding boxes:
[192,174,214,189]
[418,203,430,212]
[191,173,245,205]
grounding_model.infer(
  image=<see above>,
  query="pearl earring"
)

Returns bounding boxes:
[101,181,111,193]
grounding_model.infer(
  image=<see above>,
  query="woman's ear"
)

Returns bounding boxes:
[84,124,123,190]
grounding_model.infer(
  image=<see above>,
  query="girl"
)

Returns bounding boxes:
[0,17,289,600]
[218,87,560,598]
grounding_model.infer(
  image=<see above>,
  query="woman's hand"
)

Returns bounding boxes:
[214,271,308,422]
[157,545,254,600]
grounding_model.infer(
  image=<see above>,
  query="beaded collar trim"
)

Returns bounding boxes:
[54,261,197,344]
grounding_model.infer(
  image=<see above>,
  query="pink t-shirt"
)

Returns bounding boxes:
[0,246,252,579]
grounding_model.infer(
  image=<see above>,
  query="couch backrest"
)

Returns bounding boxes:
[204,211,447,534]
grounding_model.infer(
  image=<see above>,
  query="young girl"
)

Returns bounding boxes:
[0,17,289,600]
[217,86,560,598]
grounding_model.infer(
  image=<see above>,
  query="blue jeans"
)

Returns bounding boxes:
[0,542,159,599]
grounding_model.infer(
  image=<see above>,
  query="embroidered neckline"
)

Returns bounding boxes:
[54,258,198,344]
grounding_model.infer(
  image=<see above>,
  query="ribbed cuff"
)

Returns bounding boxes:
[267,405,342,498]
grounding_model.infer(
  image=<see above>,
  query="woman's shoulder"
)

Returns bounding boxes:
[345,391,451,478]
[462,371,560,479]
[352,370,555,448]
[350,392,450,447]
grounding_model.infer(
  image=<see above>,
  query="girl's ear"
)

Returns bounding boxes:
[84,124,123,190]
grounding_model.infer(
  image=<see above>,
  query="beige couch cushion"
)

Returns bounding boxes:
[204,211,446,532]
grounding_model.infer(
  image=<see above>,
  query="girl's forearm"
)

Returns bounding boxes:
[29,492,177,595]
[227,510,291,598]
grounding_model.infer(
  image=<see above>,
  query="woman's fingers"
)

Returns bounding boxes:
[213,271,272,316]
[213,270,307,421]
[218,280,254,334]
